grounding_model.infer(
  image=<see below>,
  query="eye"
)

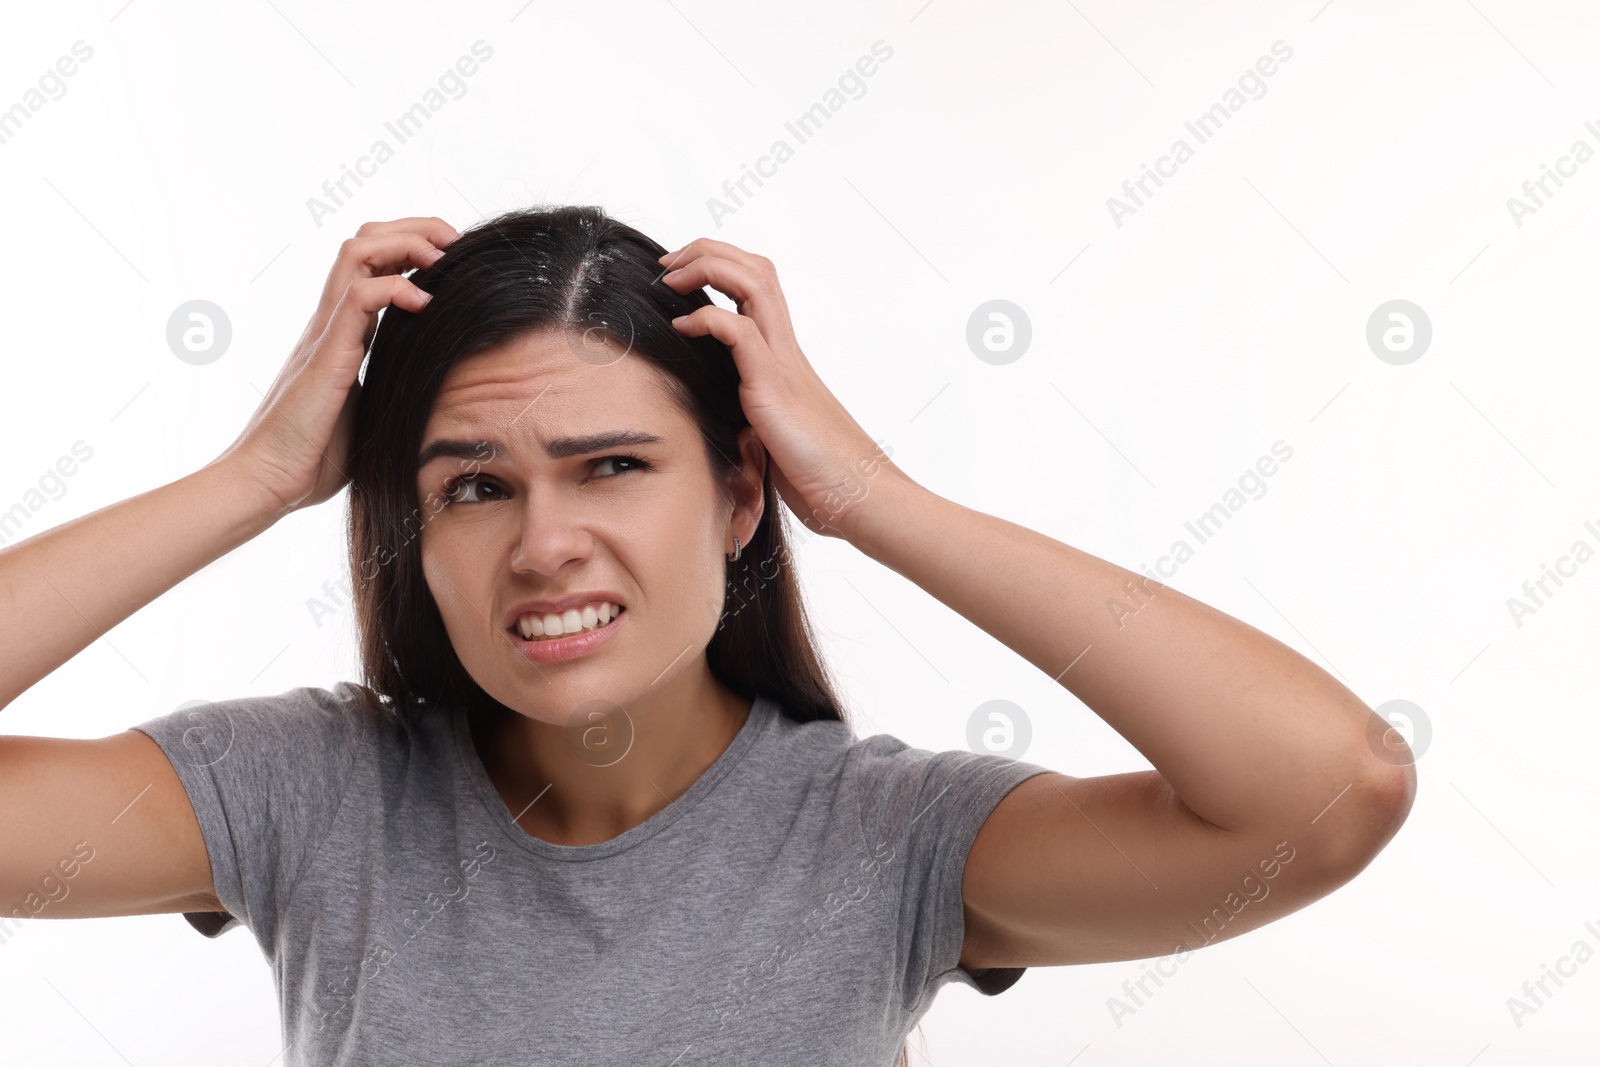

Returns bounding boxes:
[591,453,654,479]
[440,474,503,505]
[436,454,652,507]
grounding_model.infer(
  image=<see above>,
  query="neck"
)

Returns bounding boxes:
[469,663,753,847]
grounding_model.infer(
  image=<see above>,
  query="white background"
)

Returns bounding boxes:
[2,1,1597,1064]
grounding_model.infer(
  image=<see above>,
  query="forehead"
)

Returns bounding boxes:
[424,330,683,436]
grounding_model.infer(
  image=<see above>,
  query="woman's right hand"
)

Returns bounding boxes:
[212,216,459,517]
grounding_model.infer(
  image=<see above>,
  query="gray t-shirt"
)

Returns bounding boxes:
[133,682,1054,1065]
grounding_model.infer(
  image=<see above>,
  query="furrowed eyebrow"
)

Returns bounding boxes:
[415,439,502,470]
[416,429,665,470]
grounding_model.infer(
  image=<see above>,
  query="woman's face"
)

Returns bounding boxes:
[415,329,763,726]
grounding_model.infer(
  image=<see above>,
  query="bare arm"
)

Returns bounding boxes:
[0,216,456,922]
[0,218,455,715]
[655,239,1415,968]
[0,472,284,919]
[843,475,1416,966]
[0,459,277,711]
[845,476,1413,850]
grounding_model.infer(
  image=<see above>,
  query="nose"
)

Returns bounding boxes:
[508,491,594,576]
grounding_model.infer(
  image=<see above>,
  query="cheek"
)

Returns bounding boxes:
[419,541,465,623]
[681,548,725,627]
[629,517,724,632]
[689,514,737,632]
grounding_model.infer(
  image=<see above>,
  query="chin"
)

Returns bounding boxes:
[495,686,634,729]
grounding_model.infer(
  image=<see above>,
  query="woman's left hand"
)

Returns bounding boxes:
[659,238,902,540]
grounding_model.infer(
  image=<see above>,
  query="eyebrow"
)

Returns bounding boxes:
[416,429,666,470]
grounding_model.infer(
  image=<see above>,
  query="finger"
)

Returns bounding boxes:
[670,304,775,381]
[661,256,793,350]
[311,230,453,339]
[330,230,453,288]
[317,274,433,375]
[656,237,769,275]
[354,216,461,248]
[349,230,455,270]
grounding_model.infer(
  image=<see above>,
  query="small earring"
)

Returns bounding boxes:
[727,536,742,562]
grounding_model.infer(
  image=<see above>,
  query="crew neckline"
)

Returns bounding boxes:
[452,692,777,862]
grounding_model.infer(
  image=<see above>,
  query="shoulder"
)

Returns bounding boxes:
[739,696,854,772]
[130,680,403,770]
[842,726,1054,841]
[134,679,399,728]
[842,725,1001,790]
[758,703,1044,796]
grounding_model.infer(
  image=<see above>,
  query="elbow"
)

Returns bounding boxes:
[1323,756,1418,879]
[1307,698,1421,878]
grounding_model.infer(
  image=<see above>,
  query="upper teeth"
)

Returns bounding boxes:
[515,601,621,639]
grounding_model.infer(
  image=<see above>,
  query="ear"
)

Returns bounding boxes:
[725,426,768,545]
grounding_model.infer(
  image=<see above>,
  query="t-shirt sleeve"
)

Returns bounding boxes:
[129,681,381,956]
[848,732,1055,1009]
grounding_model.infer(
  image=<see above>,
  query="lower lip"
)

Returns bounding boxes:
[506,608,626,664]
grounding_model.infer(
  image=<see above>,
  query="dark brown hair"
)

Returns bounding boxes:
[345,203,848,725]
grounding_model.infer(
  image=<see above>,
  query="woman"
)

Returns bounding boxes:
[0,206,1416,1065]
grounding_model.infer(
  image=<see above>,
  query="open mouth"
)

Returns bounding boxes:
[505,601,624,643]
